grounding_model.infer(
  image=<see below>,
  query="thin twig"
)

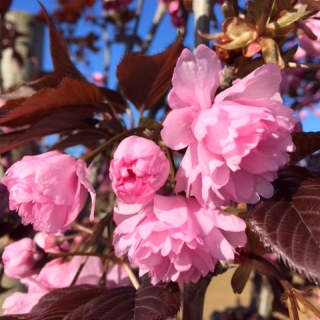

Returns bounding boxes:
[287,62,320,69]
[122,261,139,289]
[141,2,166,53]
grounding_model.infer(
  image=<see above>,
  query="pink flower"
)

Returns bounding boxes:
[2,256,104,315]
[113,195,246,284]
[2,238,45,279]
[2,291,46,315]
[297,13,320,58]
[92,72,105,86]
[161,45,297,207]
[109,136,170,205]
[2,151,96,234]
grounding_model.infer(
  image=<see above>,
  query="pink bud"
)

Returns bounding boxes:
[109,136,170,205]
[2,238,45,279]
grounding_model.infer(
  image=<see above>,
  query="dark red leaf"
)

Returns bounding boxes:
[116,40,184,112]
[0,78,103,127]
[248,165,320,283]
[48,130,110,151]
[0,280,181,320]
[0,112,97,153]
[290,132,320,164]
[0,0,12,16]
[30,285,100,314]
[38,2,85,81]
[70,286,136,320]
[134,281,181,320]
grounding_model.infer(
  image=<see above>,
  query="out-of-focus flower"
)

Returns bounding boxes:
[298,109,308,119]
[113,195,246,284]
[105,263,131,288]
[2,151,96,234]
[161,45,297,207]
[2,255,130,315]
[161,0,185,28]
[92,72,106,87]
[296,13,320,59]
[2,238,45,279]
[109,136,170,206]
[2,291,46,315]
[2,257,100,315]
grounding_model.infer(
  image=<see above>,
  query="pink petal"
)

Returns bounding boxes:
[161,107,196,150]
[170,45,221,111]
[216,64,281,102]
[76,160,96,220]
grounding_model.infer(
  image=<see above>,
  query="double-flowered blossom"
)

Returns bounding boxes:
[161,45,298,207]
[109,136,170,206]
[2,151,96,234]
[113,195,246,284]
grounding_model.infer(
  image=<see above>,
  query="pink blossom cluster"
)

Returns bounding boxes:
[0,43,298,294]
[110,45,297,285]
[2,233,130,315]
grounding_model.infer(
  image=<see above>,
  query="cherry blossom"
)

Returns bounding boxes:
[2,151,96,234]
[113,195,246,284]
[161,45,297,207]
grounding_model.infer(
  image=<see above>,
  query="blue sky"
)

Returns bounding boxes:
[9,0,320,132]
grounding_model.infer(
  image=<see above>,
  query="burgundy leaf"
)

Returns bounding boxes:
[0,0,12,16]
[38,3,85,81]
[30,285,100,314]
[49,130,110,151]
[116,40,184,112]
[248,165,320,282]
[0,280,180,320]
[134,281,181,320]
[290,131,320,164]
[0,78,103,127]
[71,286,136,320]
[0,112,97,153]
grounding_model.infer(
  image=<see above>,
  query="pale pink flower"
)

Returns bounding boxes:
[297,13,320,58]
[109,136,170,205]
[2,256,103,315]
[2,151,96,234]
[161,45,297,207]
[2,238,45,279]
[299,109,308,119]
[113,195,246,284]
[92,72,105,87]
[2,291,46,315]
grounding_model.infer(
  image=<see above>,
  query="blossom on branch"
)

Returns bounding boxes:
[113,195,246,284]
[161,45,298,207]
[2,151,96,234]
[109,136,170,206]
